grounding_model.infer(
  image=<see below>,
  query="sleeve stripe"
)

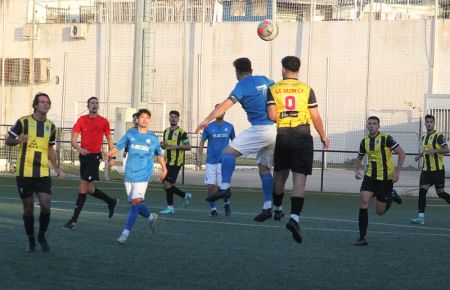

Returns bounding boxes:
[308,102,318,108]
[390,142,399,150]
[8,130,17,137]
[358,151,365,156]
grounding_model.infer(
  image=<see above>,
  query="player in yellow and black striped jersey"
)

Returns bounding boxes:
[6,93,63,252]
[353,116,405,246]
[410,114,450,225]
[266,56,329,243]
[159,110,192,214]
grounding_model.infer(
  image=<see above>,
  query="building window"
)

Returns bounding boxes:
[231,1,247,17]
[252,0,267,17]
[46,6,69,23]
[80,6,96,23]
[0,58,50,86]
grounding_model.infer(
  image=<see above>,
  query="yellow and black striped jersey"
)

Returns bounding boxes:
[421,131,447,172]
[358,132,399,181]
[267,78,318,128]
[8,115,56,177]
[163,127,190,166]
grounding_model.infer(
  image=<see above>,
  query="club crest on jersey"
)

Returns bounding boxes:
[146,138,152,144]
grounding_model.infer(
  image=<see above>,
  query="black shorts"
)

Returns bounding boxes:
[79,153,102,182]
[274,127,313,175]
[420,170,445,189]
[16,176,52,199]
[164,165,182,184]
[360,176,393,203]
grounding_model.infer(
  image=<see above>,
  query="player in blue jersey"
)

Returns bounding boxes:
[195,57,277,221]
[197,105,235,217]
[105,109,167,244]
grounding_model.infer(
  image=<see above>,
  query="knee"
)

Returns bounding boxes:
[258,165,270,174]
[419,188,428,197]
[23,206,34,215]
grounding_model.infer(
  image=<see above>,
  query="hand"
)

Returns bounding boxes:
[195,121,208,134]
[160,141,167,150]
[107,158,115,168]
[355,171,363,180]
[18,134,28,144]
[414,155,421,162]
[321,136,329,150]
[55,168,64,179]
[392,171,400,183]
[79,148,89,155]
[123,151,128,158]
[425,148,435,155]
[159,169,168,182]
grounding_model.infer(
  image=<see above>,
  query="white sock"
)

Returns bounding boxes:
[168,205,174,210]
[418,213,424,218]
[122,229,130,237]
[211,207,217,211]
[220,183,230,190]
[274,206,282,211]
[263,201,272,210]
[290,214,300,223]
[148,213,154,221]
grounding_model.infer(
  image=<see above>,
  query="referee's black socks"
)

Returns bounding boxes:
[92,188,114,204]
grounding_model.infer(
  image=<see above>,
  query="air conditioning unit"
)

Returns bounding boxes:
[23,24,40,40]
[71,24,88,39]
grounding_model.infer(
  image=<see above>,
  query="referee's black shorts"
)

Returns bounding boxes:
[79,153,102,182]
[274,126,313,175]
[420,170,445,189]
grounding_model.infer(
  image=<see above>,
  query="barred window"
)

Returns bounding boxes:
[0,58,50,86]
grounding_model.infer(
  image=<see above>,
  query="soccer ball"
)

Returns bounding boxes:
[257,19,278,41]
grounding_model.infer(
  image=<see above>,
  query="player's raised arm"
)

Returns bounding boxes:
[195,99,234,133]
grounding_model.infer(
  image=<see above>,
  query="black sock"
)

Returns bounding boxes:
[92,188,114,204]
[38,212,50,239]
[23,215,34,238]
[437,191,450,204]
[273,192,284,207]
[165,187,174,206]
[71,193,87,223]
[358,208,368,239]
[290,196,304,216]
[418,188,427,212]
[385,198,392,213]
[171,186,186,198]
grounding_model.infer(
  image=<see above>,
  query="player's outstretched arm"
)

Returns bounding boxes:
[195,99,234,133]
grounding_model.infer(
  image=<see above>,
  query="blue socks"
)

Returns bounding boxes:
[125,204,139,231]
[260,172,273,209]
[220,152,236,190]
[138,202,150,218]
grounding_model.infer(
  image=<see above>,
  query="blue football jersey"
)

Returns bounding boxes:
[115,128,162,182]
[201,121,235,164]
[229,75,275,126]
